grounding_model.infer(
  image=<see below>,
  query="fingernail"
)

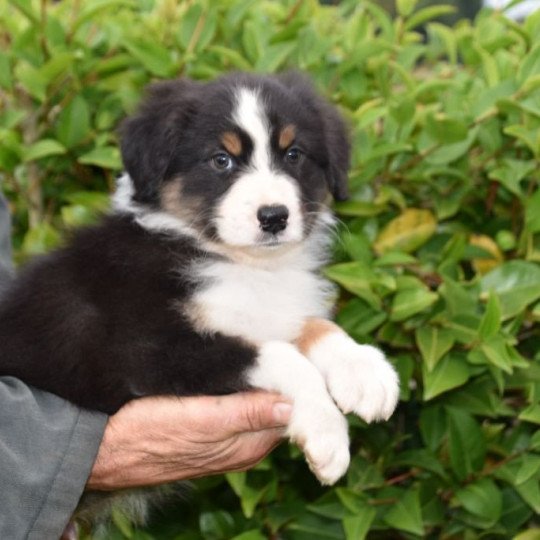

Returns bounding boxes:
[273,402,293,425]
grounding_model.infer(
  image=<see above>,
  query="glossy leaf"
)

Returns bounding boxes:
[416,326,455,372]
[374,209,437,254]
[23,139,66,161]
[455,478,502,526]
[423,353,470,400]
[480,261,540,319]
[383,490,424,536]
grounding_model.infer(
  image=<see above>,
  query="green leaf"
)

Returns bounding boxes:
[199,510,235,539]
[519,403,540,425]
[396,0,418,17]
[324,262,384,309]
[515,477,540,513]
[439,277,478,316]
[7,0,39,23]
[419,405,447,450]
[23,139,67,161]
[516,455,540,485]
[504,125,540,156]
[56,96,91,148]
[514,530,540,540]
[416,326,455,372]
[21,223,62,256]
[480,261,540,319]
[111,507,134,538]
[425,127,478,165]
[423,353,470,401]
[479,335,514,374]
[392,449,448,479]
[478,292,502,340]
[444,313,481,345]
[0,52,13,90]
[37,52,76,86]
[455,478,502,526]
[447,406,486,481]
[286,513,345,539]
[391,287,438,322]
[180,4,218,54]
[231,531,266,540]
[336,298,387,337]
[78,146,122,169]
[14,62,47,102]
[525,188,540,233]
[208,46,253,70]
[334,200,386,217]
[425,114,468,144]
[347,456,385,491]
[383,490,424,536]
[123,39,176,77]
[255,42,296,73]
[488,159,535,198]
[342,510,375,540]
[73,0,136,31]
[404,5,456,31]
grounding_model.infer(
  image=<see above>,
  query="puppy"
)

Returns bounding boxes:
[0,72,399,528]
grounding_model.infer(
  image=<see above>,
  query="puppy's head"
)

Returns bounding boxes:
[119,72,350,251]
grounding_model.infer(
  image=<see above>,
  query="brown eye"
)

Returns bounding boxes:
[285,147,302,164]
[211,152,234,171]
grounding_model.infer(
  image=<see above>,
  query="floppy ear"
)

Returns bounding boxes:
[120,79,199,205]
[278,72,350,201]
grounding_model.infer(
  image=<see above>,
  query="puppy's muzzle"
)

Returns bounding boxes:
[257,205,289,234]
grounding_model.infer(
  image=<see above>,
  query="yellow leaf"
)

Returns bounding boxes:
[374,209,437,254]
[470,234,503,275]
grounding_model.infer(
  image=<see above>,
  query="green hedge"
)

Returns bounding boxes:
[1,0,540,538]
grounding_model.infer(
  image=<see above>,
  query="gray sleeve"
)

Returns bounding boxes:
[0,378,108,540]
[0,192,14,296]
[0,194,108,539]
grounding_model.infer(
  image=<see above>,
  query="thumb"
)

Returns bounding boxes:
[228,392,292,434]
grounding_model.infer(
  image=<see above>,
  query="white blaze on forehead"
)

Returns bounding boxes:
[232,87,271,171]
[214,85,305,248]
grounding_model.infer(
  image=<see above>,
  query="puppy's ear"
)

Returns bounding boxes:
[120,79,199,205]
[278,72,350,201]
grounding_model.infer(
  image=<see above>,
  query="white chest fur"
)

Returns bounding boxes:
[187,258,334,345]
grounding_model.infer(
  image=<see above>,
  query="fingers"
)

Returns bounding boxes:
[223,391,292,434]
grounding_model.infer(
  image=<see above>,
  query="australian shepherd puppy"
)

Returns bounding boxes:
[0,72,399,528]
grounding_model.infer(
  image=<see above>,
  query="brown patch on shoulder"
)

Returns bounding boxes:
[278,124,296,149]
[295,318,344,356]
[221,131,242,156]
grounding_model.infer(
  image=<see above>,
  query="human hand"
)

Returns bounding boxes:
[87,392,292,490]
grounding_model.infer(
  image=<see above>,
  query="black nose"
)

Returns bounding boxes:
[257,205,289,234]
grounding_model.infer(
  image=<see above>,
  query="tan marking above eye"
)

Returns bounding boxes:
[221,131,242,156]
[279,124,296,150]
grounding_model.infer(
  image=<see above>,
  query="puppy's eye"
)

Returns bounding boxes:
[285,147,302,164]
[211,153,234,172]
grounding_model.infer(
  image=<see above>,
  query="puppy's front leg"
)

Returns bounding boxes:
[295,319,399,423]
[247,342,350,485]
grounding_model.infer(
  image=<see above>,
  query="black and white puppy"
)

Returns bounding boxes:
[0,72,398,515]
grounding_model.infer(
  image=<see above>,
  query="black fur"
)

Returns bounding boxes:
[0,215,255,413]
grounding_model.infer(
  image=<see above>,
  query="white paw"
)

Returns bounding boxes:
[309,334,400,423]
[288,400,350,485]
[248,341,351,485]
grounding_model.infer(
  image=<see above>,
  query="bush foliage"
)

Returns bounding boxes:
[1,0,540,538]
